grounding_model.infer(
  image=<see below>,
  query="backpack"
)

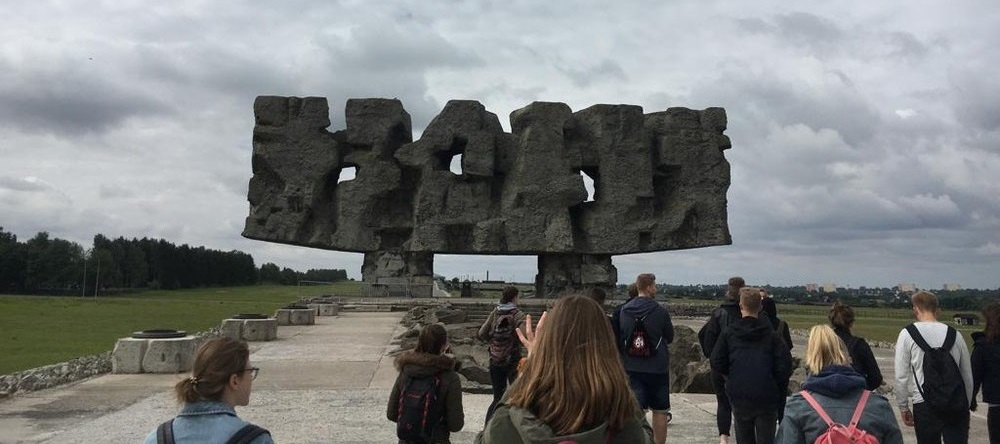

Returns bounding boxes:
[396,374,444,444]
[800,390,878,444]
[905,324,968,414]
[625,314,660,357]
[156,419,269,444]
[488,309,519,366]
[697,306,733,358]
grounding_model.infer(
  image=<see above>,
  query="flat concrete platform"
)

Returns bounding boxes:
[0,312,988,443]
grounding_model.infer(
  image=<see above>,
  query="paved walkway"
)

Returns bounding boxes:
[0,312,987,443]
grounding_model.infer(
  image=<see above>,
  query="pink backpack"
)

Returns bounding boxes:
[800,390,879,444]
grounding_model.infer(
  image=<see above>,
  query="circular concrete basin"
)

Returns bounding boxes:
[131,329,187,339]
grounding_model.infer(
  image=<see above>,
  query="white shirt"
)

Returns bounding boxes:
[893,321,974,409]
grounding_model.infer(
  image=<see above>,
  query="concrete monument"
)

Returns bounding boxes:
[244,98,732,297]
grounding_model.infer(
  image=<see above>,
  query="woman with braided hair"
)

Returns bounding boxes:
[143,337,273,444]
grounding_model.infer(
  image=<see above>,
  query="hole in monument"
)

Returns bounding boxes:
[338,166,357,184]
[450,154,464,175]
[578,168,599,202]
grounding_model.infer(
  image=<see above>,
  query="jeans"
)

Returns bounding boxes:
[733,412,777,444]
[712,371,732,436]
[913,401,970,444]
[485,363,517,424]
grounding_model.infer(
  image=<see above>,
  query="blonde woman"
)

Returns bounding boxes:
[476,294,654,443]
[776,325,902,444]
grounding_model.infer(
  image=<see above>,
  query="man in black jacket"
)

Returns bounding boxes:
[710,287,792,444]
[698,276,744,444]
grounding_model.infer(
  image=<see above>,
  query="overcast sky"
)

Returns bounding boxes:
[2,1,999,290]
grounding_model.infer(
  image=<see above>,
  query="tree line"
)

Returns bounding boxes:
[0,227,348,295]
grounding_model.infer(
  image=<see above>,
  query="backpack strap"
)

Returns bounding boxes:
[225,424,270,444]
[800,391,837,427]
[156,419,175,444]
[941,326,957,351]
[848,390,872,428]
[905,324,932,352]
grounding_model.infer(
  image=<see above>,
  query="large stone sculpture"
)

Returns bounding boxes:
[244,97,732,297]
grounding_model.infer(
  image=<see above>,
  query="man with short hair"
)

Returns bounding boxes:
[710,287,792,444]
[618,273,674,444]
[894,291,974,444]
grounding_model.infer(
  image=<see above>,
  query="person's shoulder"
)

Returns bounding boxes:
[141,429,157,444]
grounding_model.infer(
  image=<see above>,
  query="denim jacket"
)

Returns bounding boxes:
[142,401,273,444]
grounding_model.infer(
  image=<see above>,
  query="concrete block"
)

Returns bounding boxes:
[288,309,315,325]
[242,318,278,341]
[112,338,148,374]
[221,319,243,340]
[275,309,291,325]
[311,303,339,316]
[141,336,198,374]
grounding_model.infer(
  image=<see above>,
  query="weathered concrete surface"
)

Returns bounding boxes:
[244,98,734,295]
[1,311,975,443]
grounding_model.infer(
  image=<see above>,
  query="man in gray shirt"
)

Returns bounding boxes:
[894,291,973,444]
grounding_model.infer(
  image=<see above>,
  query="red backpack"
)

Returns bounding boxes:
[800,390,878,444]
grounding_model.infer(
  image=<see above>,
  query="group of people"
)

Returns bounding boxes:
[142,276,1000,444]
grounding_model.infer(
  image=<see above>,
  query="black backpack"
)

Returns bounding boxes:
[625,314,659,357]
[905,324,968,414]
[488,309,519,366]
[697,306,733,358]
[156,419,269,444]
[396,373,444,444]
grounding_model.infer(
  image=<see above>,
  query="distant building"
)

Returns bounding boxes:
[822,282,837,293]
[897,283,917,293]
[943,283,962,291]
[805,283,819,293]
[954,313,979,326]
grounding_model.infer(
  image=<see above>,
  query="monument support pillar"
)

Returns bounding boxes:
[535,253,617,298]
[361,250,434,297]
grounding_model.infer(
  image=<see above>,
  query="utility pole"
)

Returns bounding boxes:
[94,257,100,299]
[81,253,87,298]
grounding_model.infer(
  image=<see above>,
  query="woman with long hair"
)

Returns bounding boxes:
[143,337,273,443]
[828,301,883,390]
[776,325,902,444]
[387,323,464,444]
[972,301,1000,443]
[476,294,653,443]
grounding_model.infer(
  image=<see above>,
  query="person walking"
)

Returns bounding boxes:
[972,301,1000,444]
[618,273,674,444]
[387,323,464,444]
[828,301,883,391]
[710,287,792,444]
[776,324,902,444]
[476,294,654,444]
[143,337,273,444]
[478,285,526,423]
[894,290,974,444]
[698,276,745,444]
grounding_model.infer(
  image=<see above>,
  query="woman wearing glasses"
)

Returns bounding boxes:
[143,337,273,443]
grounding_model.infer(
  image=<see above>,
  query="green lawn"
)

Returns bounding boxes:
[0,283,360,375]
[778,304,980,345]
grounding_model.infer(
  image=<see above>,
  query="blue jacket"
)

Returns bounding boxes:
[617,296,674,374]
[143,401,273,444]
[776,365,902,444]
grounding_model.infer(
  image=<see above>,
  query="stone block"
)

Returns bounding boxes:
[276,308,315,325]
[220,319,243,340]
[310,303,338,316]
[141,336,198,374]
[112,338,148,374]
[241,318,278,341]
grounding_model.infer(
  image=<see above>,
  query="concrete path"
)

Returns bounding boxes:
[0,312,988,443]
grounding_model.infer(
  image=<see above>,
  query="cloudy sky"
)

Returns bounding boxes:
[3,1,999,290]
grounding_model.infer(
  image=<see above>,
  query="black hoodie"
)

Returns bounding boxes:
[972,331,1000,404]
[709,315,792,416]
[387,351,465,443]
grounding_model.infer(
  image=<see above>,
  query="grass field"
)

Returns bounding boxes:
[1,286,985,376]
[0,283,362,375]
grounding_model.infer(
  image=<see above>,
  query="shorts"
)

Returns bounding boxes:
[627,371,670,412]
